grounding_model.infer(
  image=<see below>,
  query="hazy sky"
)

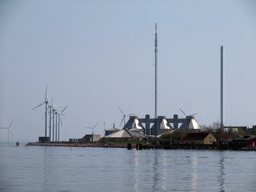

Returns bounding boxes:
[1,0,256,142]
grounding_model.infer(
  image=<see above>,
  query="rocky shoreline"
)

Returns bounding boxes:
[27,142,128,148]
[26,142,256,151]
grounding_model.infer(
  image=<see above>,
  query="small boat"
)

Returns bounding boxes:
[16,142,19,146]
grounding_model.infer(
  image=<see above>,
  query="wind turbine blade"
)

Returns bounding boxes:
[190,113,198,116]
[179,108,187,116]
[9,121,13,128]
[32,103,44,110]
[45,85,48,102]
[59,118,63,126]
[93,122,99,129]
[9,129,13,135]
[61,106,68,113]
[120,116,125,127]
[118,106,125,115]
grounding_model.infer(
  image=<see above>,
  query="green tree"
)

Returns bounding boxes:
[159,130,187,144]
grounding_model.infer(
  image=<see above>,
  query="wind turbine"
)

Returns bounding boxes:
[118,106,135,127]
[57,106,68,141]
[32,85,48,137]
[85,122,99,134]
[0,121,13,143]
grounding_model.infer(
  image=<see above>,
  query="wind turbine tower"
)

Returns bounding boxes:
[52,107,55,141]
[55,110,58,141]
[48,103,52,141]
[57,106,68,141]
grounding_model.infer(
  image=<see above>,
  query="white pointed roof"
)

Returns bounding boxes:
[105,130,132,138]
[132,119,143,129]
[104,129,146,139]
[189,119,201,129]
[160,119,170,129]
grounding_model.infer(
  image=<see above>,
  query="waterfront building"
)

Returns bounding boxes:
[218,138,232,146]
[80,133,101,142]
[179,133,217,144]
[233,135,256,147]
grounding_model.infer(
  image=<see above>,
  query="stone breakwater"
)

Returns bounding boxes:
[26,142,256,151]
[26,142,128,148]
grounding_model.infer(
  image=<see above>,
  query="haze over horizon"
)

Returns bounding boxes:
[1,0,256,142]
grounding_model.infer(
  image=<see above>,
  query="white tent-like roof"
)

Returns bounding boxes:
[104,129,146,139]
[131,119,143,129]
[189,119,201,129]
[160,119,170,129]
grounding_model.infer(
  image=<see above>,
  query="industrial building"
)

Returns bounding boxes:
[121,114,201,137]
[80,133,101,142]
[104,128,146,141]
[105,124,120,136]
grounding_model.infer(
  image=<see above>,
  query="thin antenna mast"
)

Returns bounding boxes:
[220,45,224,130]
[155,23,158,120]
[155,23,158,137]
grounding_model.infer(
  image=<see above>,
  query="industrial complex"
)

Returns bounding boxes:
[30,24,255,146]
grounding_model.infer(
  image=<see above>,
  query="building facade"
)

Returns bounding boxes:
[179,133,217,144]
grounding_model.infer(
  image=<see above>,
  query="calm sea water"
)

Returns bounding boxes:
[0,143,256,192]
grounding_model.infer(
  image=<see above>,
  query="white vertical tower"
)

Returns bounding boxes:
[154,23,158,137]
[155,23,158,121]
[220,45,224,130]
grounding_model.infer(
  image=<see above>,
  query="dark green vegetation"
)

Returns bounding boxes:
[204,128,250,140]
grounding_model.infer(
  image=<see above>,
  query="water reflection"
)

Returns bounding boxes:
[161,151,168,191]
[218,152,225,192]
[191,153,198,190]
[134,151,139,192]
[3,147,256,192]
[43,147,49,192]
[43,147,59,191]
[152,150,159,191]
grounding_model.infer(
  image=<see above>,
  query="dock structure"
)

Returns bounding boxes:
[121,114,201,136]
